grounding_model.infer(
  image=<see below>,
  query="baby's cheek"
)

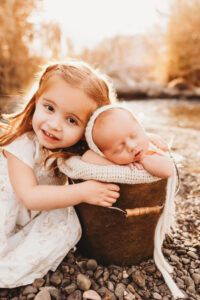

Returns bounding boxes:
[112,154,133,165]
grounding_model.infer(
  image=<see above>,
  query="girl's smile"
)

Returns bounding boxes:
[41,129,60,143]
[32,75,97,149]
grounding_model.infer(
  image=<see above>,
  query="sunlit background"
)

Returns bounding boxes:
[0,0,200,98]
[38,0,170,52]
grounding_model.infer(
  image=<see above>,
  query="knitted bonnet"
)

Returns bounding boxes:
[85,103,138,157]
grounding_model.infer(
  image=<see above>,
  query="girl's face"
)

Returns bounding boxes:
[32,75,97,150]
[94,109,149,165]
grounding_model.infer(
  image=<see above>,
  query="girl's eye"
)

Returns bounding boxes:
[45,105,54,112]
[67,117,77,125]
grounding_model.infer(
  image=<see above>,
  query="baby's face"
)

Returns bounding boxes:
[93,108,149,165]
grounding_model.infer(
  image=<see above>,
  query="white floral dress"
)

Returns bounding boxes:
[0,132,81,288]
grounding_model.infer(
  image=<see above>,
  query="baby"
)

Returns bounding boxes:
[82,104,174,178]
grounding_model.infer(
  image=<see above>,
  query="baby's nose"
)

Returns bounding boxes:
[126,138,137,152]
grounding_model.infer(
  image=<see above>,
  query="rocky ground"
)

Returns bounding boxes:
[0,99,199,300]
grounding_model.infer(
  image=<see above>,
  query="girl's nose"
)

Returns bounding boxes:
[48,116,62,131]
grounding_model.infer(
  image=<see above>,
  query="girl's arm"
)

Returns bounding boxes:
[140,153,174,178]
[5,151,120,211]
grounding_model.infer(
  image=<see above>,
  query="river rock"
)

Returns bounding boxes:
[77,274,91,291]
[64,283,77,294]
[67,290,82,300]
[22,286,37,295]
[83,290,101,300]
[132,270,146,288]
[34,290,51,300]
[114,283,126,298]
[86,259,98,271]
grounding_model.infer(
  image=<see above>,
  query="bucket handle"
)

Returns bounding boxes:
[109,205,164,218]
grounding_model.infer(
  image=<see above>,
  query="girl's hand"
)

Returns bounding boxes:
[148,133,168,152]
[81,180,120,207]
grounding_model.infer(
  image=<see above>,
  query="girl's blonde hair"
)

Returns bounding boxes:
[0,60,116,164]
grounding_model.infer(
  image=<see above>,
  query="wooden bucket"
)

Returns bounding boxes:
[74,179,167,265]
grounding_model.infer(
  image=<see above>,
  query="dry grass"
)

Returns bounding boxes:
[156,0,200,86]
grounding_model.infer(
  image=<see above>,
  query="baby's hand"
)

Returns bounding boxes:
[81,180,120,207]
[128,162,144,171]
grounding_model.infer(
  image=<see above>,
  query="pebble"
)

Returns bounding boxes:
[98,287,116,300]
[83,290,101,300]
[94,269,103,279]
[182,258,190,264]
[22,286,38,295]
[33,278,45,289]
[27,294,35,300]
[122,270,129,278]
[144,264,156,274]
[152,292,162,299]
[86,259,98,271]
[63,283,77,294]
[176,277,185,289]
[114,283,126,298]
[103,270,109,281]
[67,290,82,300]
[107,281,115,292]
[34,290,51,300]
[187,251,199,260]
[124,292,135,300]
[40,286,61,300]
[61,263,70,273]
[90,278,100,291]
[50,273,62,286]
[132,271,146,288]
[192,273,200,285]
[170,254,179,263]
[77,274,91,291]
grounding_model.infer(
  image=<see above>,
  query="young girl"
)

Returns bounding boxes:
[0,60,120,288]
[82,104,174,178]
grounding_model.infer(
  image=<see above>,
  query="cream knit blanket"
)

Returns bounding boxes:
[59,157,184,299]
[59,155,160,184]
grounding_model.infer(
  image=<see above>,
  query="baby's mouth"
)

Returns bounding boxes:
[134,150,143,160]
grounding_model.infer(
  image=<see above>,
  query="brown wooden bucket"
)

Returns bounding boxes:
[74,179,167,265]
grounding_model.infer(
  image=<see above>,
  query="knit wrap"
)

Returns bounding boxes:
[59,156,160,184]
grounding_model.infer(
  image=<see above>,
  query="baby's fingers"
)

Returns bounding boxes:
[134,162,144,170]
[128,163,134,171]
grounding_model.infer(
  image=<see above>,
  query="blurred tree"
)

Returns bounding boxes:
[80,34,154,82]
[0,0,63,96]
[0,0,43,94]
[159,0,200,86]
